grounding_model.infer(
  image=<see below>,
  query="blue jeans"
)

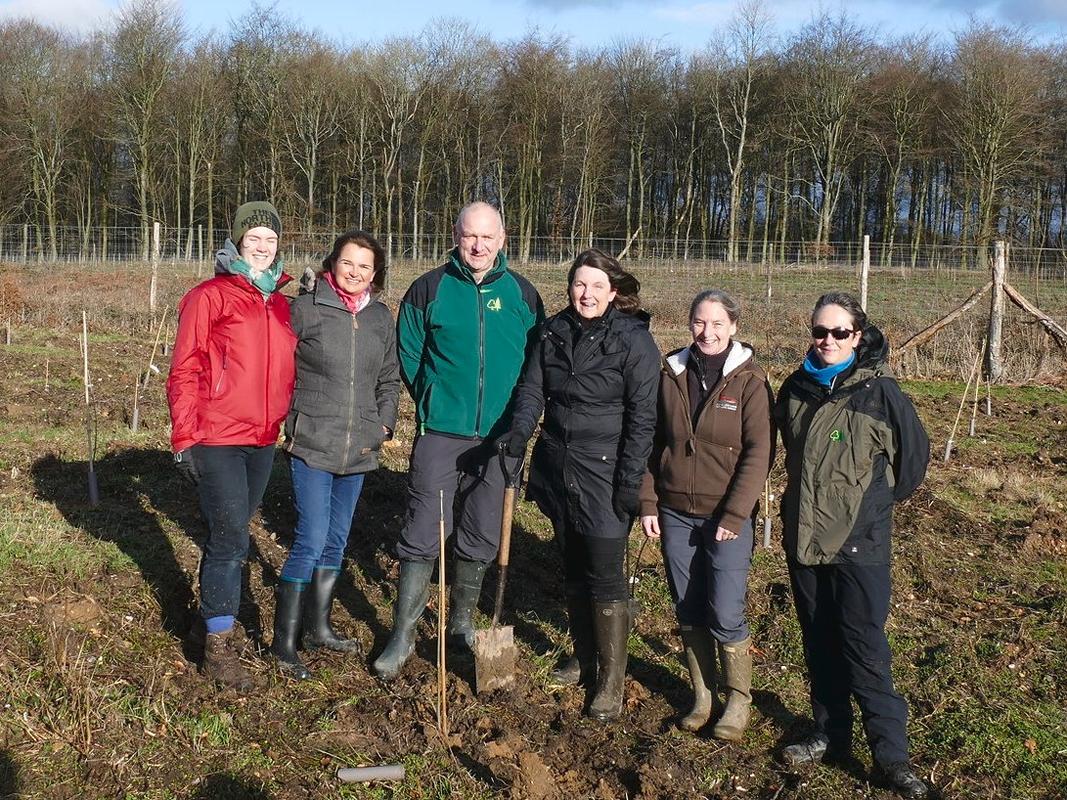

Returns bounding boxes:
[281,455,366,582]
[658,506,753,643]
[195,444,276,621]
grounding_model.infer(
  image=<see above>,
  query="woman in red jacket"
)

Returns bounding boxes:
[167,201,297,692]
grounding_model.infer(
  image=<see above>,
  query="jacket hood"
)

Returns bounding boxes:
[665,340,754,378]
[855,324,890,371]
[214,238,242,275]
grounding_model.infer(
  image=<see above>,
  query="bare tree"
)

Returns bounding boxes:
[784,12,873,250]
[705,0,774,262]
[1,21,85,259]
[107,0,184,258]
[944,23,1045,268]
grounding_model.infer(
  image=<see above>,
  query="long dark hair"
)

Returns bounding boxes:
[566,248,642,315]
[321,230,387,293]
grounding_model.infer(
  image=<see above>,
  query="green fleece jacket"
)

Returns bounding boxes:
[396,249,544,438]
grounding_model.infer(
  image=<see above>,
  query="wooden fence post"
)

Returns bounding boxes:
[197,224,204,276]
[860,234,870,310]
[986,241,1006,382]
[150,221,160,319]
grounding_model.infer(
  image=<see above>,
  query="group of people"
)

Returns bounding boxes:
[166,200,931,800]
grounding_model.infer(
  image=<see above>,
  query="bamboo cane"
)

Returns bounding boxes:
[944,341,983,463]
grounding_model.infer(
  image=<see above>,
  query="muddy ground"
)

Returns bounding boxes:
[0,285,1065,799]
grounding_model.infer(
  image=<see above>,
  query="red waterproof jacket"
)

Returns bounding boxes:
[167,273,297,452]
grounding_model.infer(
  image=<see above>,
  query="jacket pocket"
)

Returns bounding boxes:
[360,409,385,450]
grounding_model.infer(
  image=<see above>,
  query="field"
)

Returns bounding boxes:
[0,261,1065,800]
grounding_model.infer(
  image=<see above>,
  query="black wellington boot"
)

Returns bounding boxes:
[372,559,435,681]
[447,559,489,651]
[270,580,310,680]
[588,600,630,722]
[550,583,597,686]
[303,567,359,653]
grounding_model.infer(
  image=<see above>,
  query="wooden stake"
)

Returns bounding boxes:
[986,241,1006,382]
[4,319,10,345]
[82,312,99,506]
[860,234,870,311]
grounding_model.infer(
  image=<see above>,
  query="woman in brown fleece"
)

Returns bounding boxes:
[640,289,774,741]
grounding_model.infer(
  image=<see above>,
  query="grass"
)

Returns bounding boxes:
[0,263,1065,798]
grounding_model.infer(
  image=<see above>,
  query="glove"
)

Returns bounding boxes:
[495,429,528,458]
[174,448,200,486]
[613,485,641,521]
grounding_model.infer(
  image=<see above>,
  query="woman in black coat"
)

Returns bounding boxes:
[498,248,660,722]
[270,230,401,680]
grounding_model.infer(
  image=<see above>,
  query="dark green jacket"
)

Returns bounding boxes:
[774,327,929,566]
[284,279,401,474]
[396,249,543,438]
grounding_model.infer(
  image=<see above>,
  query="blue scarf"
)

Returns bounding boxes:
[802,350,855,387]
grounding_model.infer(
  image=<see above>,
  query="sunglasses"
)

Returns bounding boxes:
[811,326,858,341]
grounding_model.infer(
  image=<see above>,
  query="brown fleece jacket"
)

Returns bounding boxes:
[639,340,775,533]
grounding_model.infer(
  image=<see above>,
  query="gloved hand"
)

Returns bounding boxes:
[495,429,528,458]
[174,448,200,486]
[613,485,641,521]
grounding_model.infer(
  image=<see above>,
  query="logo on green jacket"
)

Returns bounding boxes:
[486,297,503,312]
[829,429,845,442]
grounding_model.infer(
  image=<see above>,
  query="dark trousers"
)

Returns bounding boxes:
[658,506,752,642]
[395,432,509,563]
[194,444,275,621]
[281,455,366,582]
[788,561,910,766]
[557,520,628,602]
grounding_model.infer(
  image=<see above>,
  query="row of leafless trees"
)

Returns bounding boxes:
[1,0,1064,267]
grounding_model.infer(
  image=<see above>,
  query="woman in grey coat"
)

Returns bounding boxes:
[270,230,402,679]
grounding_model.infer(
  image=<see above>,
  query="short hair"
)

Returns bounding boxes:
[454,201,504,235]
[321,230,387,293]
[689,289,741,324]
[566,248,642,315]
[812,291,867,331]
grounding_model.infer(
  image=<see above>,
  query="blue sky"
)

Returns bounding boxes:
[3,0,1065,48]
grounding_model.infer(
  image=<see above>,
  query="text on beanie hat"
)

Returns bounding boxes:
[232,201,282,245]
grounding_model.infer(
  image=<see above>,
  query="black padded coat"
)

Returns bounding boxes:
[509,305,660,538]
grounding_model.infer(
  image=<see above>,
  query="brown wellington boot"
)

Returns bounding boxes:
[679,626,720,732]
[712,637,752,742]
[200,628,253,693]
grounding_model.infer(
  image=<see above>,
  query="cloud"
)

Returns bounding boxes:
[0,0,115,34]
[919,0,1067,27]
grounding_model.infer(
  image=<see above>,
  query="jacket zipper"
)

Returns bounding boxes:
[340,310,357,469]
[264,298,271,440]
[214,347,229,395]
[474,283,486,436]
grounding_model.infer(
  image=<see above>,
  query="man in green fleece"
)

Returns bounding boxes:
[373,202,544,681]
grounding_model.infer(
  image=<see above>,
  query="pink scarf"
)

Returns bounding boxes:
[323,271,371,315]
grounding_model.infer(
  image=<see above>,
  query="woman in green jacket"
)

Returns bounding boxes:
[774,292,930,800]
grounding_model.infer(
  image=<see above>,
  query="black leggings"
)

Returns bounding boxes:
[558,523,628,602]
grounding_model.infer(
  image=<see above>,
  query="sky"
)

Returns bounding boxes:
[2,0,1065,49]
